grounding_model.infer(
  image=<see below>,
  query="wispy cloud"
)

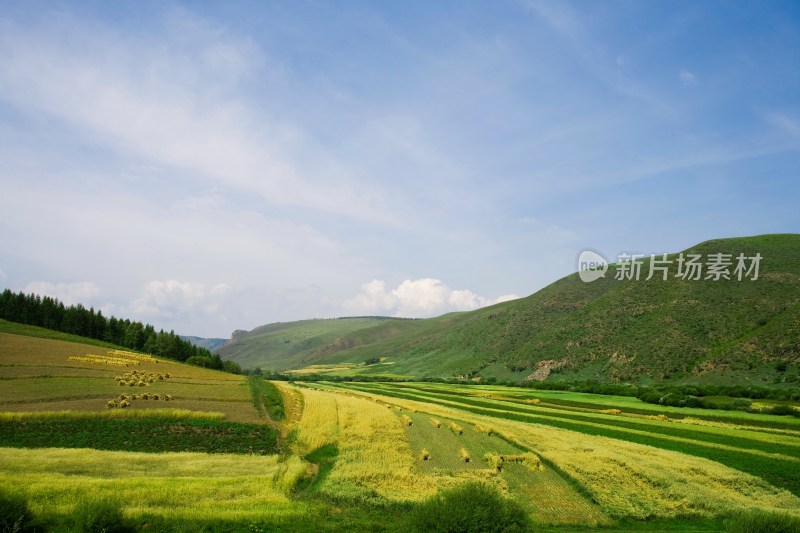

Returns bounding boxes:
[0,11,396,225]
[679,68,697,86]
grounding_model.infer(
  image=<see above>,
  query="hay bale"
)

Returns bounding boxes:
[142,393,150,400]
[119,399,130,408]
[400,415,413,426]
[484,452,504,471]
[106,400,117,409]
[475,424,493,436]
[448,421,463,435]
[165,394,173,401]
[459,448,471,462]
[502,453,543,472]
[420,449,430,461]
[599,409,622,415]
[430,418,442,428]
[151,393,161,400]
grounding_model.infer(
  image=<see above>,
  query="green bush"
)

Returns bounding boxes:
[0,489,31,532]
[725,509,800,533]
[410,481,528,533]
[69,497,134,533]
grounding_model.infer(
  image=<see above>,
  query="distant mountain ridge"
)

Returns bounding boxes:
[219,234,800,386]
[181,335,228,352]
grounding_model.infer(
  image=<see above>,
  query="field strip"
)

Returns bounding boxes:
[408,383,800,429]
[317,384,800,520]
[332,382,800,496]
[395,384,800,451]
[359,383,800,457]
[400,383,800,431]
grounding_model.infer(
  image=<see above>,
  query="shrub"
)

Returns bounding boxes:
[725,509,800,533]
[430,417,442,428]
[0,489,32,532]
[420,449,430,461]
[448,422,463,435]
[69,497,134,533]
[409,481,528,533]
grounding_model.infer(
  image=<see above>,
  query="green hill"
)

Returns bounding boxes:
[223,234,800,385]
[215,316,419,370]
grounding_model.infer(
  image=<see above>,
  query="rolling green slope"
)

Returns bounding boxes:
[215,317,422,370]
[222,234,800,385]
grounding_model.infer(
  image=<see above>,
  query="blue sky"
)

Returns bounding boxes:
[1,0,798,337]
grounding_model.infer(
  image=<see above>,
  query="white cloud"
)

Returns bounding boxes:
[129,280,231,319]
[22,281,100,306]
[679,69,697,86]
[343,278,519,317]
[0,268,6,282]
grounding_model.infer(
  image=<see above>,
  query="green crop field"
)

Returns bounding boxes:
[2,326,800,532]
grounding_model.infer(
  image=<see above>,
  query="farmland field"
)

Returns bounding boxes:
[2,327,800,531]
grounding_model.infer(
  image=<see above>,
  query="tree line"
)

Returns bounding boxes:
[0,289,240,374]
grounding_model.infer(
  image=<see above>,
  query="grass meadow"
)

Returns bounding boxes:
[2,327,800,531]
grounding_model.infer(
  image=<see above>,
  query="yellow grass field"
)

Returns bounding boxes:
[324,383,800,520]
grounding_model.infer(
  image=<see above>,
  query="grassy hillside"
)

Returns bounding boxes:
[215,316,421,370]
[222,234,800,385]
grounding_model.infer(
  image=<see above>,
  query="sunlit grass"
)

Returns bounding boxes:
[0,447,310,521]
[329,382,800,520]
